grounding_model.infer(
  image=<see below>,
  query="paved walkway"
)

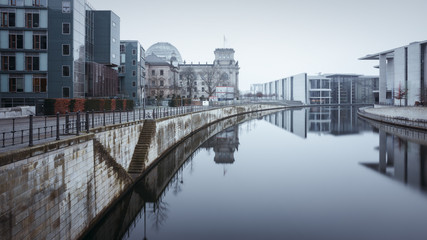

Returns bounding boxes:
[363,106,427,121]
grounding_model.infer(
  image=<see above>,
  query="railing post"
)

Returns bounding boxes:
[85,111,89,133]
[153,109,155,119]
[56,112,60,140]
[120,110,122,123]
[65,111,69,134]
[12,118,15,145]
[113,110,115,124]
[103,109,106,126]
[76,111,80,136]
[133,109,135,122]
[92,109,94,128]
[29,115,33,147]
[127,110,129,122]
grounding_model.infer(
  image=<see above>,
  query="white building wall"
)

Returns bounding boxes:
[1,74,7,92]
[292,73,307,104]
[15,53,24,71]
[24,75,32,93]
[386,58,394,93]
[0,31,8,49]
[24,31,33,49]
[394,47,407,105]
[407,43,421,105]
[16,9,25,28]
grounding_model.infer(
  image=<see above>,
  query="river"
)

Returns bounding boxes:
[84,106,427,240]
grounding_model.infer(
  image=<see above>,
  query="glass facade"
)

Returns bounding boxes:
[72,0,86,98]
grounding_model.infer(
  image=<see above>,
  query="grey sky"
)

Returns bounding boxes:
[89,0,427,90]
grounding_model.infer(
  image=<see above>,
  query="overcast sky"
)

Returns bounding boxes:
[89,0,427,91]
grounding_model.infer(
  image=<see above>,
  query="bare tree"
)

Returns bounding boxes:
[180,67,197,100]
[200,66,220,98]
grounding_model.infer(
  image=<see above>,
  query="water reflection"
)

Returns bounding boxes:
[360,119,427,192]
[263,106,373,137]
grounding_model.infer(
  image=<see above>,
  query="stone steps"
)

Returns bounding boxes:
[128,120,156,175]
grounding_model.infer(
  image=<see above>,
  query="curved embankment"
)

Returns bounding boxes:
[358,107,427,131]
[0,104,289,240]
[82,107,284,239]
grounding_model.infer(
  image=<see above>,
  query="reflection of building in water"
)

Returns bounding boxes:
[362,129,427,191]
[308,107,331,133]
[263,109,307,138]
[201,126,239,164]
[263,107,373,137]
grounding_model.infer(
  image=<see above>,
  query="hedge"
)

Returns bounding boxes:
[43,98,134,115]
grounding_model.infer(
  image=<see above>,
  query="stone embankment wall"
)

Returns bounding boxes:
[0,120,139,240]
[0,104,285,240]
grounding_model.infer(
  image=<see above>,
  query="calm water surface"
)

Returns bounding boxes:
[87,106,427,240]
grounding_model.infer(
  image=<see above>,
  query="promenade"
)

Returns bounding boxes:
[363,106,427,121]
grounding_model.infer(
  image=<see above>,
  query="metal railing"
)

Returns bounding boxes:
[0,101,261,150]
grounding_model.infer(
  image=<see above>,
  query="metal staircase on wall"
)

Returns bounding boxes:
[128,119,156,175]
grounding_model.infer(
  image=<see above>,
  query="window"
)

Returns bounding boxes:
[62,65,70,76]
[1,12,15,27]
[62,1,71,13]
[160,70,164,76]
[32,0,40,6]
[160,80,164,86]
[132,71,136,76]
[33,77,46,92]
[26,13,39,28]
[151,81,155,86]
[9,77,23,92]
[132,92,136,97]
[10,0,16,6]
[62,87,70,98]
[62,44,70,55]
[202,87,205,92]
[194,87,197,92]
[132,49,136,55]
[151,70,155,76]
[2,56,16,70]
[62,23,70,34]
[132,81,136,87]
[26,56,39,71]
[132,60,136,66]
[33,35,47,49]
[120,44,125,53]
[160,90,164,96]
[9,34,23,49]
[118,66,125,73]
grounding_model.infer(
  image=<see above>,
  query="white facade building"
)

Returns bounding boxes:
[360,40,427,106]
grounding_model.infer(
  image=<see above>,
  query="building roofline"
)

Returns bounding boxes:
[359,40,427,60]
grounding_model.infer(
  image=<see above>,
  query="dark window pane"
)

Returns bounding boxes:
[33,13,39,27]
[33,57,39,71]
[9,56,15,70]
[9,13,15,27]
[17,35,23,49]
[63,87,70,98]
[41,36,47,49]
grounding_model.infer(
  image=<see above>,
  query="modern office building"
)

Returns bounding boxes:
[119,40,145,107]
[0,0,125,109]
[0,0,48,108]
[85,9,120,98]
[256,73,378,105]
[360,40,427,105]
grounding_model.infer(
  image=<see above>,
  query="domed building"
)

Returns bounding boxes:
[146,42,183,64]
[145,42,239,103]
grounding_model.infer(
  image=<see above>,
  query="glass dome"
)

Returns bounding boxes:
[146,42,183,63]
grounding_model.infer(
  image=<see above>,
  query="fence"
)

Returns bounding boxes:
[0,104,239,150]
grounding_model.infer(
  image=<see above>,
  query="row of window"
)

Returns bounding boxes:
[7,33,47,49]
[8,0,47,7]
[6,76,46,93]
[1,12,41,28]
[1,55,43,71]
[151,69,164,76]
[120,44,137,55]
